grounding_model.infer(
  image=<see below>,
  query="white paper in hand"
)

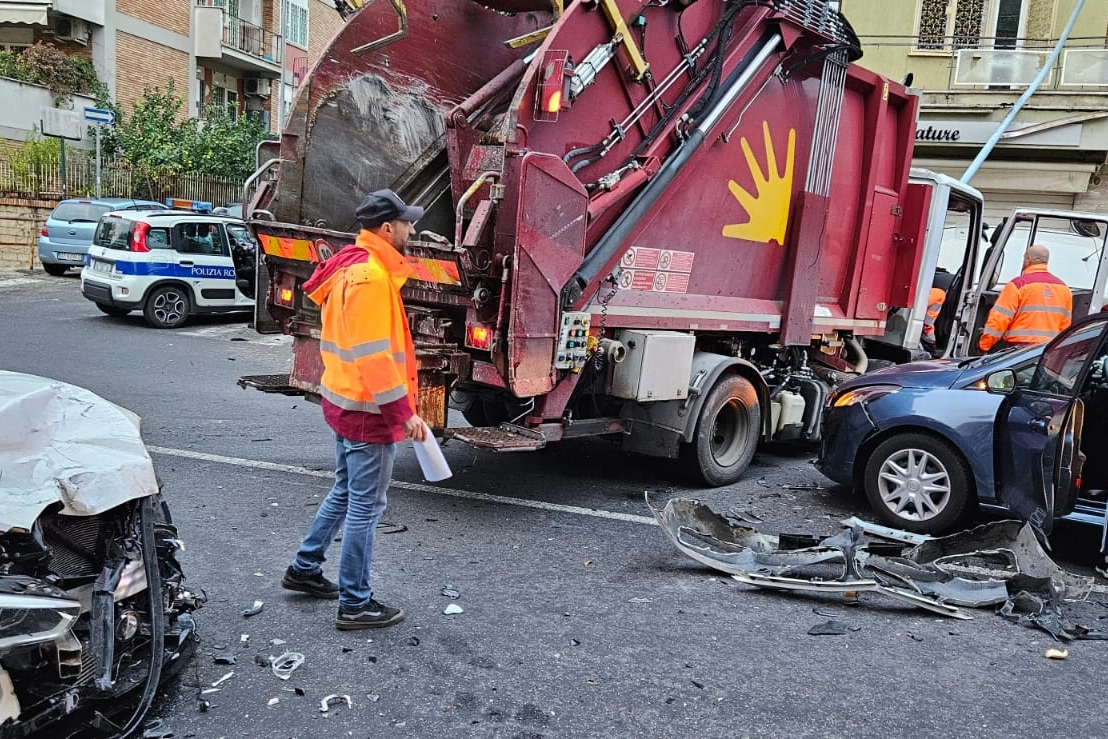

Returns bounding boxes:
[413,423,452,481]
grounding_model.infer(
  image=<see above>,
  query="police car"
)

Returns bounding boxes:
[80,200,258,329]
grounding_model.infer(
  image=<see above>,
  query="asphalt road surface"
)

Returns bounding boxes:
[3,270,1107,739]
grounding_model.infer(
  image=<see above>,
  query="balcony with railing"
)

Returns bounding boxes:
[194,1,283,77]
[857,35,1108,93]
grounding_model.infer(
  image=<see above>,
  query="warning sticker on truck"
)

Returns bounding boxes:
[618,247,694,293]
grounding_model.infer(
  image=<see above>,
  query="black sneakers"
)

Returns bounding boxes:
[335,599,405,630]
[281,566,339,599]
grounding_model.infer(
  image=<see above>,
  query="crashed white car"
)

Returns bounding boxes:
[0,371,202,736]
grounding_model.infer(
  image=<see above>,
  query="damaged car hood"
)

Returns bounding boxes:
[846,344,1044,392]
[0,370,158,531]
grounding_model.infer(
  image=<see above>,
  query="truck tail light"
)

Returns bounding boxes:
[465,324,493,350]
[131,222,150,252]
[534,50,569,122]
[273,272,297,308]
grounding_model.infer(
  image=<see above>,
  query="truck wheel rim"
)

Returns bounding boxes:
[709,399,746,467]
[876,448,950,522]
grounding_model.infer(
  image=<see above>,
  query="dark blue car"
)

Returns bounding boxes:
[818,314,1108,535]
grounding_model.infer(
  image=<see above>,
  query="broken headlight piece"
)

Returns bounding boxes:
[832,384,900,408]
[0,592,81,652]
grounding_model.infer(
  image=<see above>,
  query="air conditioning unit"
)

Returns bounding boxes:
[54,17,89,45]
[243,77,271,98]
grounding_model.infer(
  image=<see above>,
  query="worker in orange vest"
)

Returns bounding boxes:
[283,189,427,630]
[920,285,946,358]
[978,244,1072,353]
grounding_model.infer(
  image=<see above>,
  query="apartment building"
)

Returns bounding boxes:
[842,0,1108,219]
[0,0,342,146]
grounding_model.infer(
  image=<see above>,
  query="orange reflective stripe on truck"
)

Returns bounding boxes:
[258,234,319,261]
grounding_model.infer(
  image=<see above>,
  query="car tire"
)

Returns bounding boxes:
[143,285,191,329]
[862,432,972,534]
[42,264,68,276]
[681,374,761,487]
[95,303,131,317]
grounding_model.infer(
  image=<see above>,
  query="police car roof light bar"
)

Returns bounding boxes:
[164,198,214,213]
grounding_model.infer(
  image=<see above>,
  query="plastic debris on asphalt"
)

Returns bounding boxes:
[320,694,352,713]
[211,672,234,687]
[270,652,305,680]
[441,585,460,599]
[241,600,264,618]
[443,603,464,615]
[807,620,851,636]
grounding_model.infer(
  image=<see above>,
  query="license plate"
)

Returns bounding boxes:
[58,252,83,262]
[91,260,112,273]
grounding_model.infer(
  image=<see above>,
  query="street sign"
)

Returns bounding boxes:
[41,108,83,140]
[84,107,115,125]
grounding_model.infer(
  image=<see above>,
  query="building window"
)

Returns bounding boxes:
[0,26,33,54]
[917,0,1026,51]
[201,0,241,16]
[282,0,309,49]
[210,85,239,119]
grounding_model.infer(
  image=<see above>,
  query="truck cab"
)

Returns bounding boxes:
[868,169,1108,363]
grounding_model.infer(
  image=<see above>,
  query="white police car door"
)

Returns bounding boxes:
[171,221,238,308]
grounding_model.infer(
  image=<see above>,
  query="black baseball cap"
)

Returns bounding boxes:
[355,189,424,228]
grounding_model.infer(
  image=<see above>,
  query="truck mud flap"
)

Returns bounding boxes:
[237,374,303,396]
[443,424,546,452]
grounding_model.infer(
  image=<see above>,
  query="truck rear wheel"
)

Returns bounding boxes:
[681,374,760,486]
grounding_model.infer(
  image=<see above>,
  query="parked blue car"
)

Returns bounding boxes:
[37,197,167,275]
[818,314,1108,535]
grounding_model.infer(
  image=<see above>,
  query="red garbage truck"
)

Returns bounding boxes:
[240,0,990,485]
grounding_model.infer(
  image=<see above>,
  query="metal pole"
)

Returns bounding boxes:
[95,124,102,198]
[960,0,1087,184]
[59,139,67,199]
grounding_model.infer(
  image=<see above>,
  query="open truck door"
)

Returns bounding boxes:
[988,315,1108,535]
[956,211,1108,358]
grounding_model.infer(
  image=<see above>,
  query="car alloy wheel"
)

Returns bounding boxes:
[863,432,971,534]
[143,286,190,329]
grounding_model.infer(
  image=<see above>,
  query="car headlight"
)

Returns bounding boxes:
[0,593,81,652]
[831,384,900,408]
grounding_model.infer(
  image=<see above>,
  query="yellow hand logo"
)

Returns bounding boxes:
[722,121,795,246]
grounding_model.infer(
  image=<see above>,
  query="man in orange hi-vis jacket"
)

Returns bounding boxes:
[920,286,946,357]
[282,189,427,630]
[978,244,1072,353]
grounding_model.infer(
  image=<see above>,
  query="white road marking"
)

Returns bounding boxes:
[146,444,1108,593]
[146,445,658,525]
[0,277,42,288]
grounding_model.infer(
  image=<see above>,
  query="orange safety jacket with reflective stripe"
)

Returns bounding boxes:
[922,287,946,343]
[978,264,1072,352]
[303,231,417,443]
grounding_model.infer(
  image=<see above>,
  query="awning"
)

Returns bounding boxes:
[0,2,52,26]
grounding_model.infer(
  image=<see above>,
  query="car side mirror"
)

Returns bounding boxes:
[985,369,1017,394]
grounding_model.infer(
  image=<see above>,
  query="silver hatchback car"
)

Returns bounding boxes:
[37,197,167,275]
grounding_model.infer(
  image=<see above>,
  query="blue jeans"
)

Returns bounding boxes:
[292,434,396,608]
